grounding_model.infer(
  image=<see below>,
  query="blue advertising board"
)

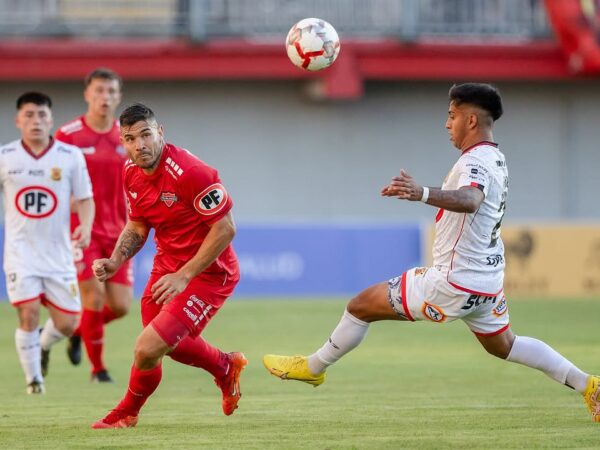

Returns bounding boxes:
[0,223,423,299]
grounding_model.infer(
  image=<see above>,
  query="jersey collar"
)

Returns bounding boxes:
[21,137,54,160]
[461,141,498,155]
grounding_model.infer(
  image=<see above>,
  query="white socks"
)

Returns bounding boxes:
[15,328,42,384]
[506,335,589,393]
[39,318,66,351]
[308,310,369,375]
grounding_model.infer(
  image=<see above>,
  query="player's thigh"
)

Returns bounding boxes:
[7,273,43,330]
[462,293,512,357]
[347,282,404,322]
[475,326,515,359]
[105,281,133,317]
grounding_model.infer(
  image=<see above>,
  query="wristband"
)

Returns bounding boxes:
[420,186,429,203]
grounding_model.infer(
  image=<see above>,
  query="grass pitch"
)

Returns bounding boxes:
[0,298,599,449]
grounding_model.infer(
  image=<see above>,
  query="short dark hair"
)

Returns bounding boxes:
[449,83,503,121]
[85,67,123,89]
[16,92,52,110]
[119,103,156,127]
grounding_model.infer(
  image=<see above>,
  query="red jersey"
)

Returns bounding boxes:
[55,115,127,240]
[124,143,239,284]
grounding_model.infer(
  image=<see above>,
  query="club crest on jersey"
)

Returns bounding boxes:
[15,186,58,219]
[422,301,446,323]
[160,192,178,207]
[194,183,228,216]
[50,167,62,181]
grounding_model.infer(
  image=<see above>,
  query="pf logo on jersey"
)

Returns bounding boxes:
[15,186,58,219]
[194,183,228,216]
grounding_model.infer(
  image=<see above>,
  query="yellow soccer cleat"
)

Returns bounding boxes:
[262,354,325,387]
[583,375,600,423]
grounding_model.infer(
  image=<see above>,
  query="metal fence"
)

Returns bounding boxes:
[0,0,552,40]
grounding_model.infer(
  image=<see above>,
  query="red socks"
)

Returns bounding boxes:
[169,336,229,379]
[80,309,105,373]
[116,364,163,416]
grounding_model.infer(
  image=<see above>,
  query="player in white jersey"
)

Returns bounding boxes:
[0,92,94,394]
[263,83,600,422]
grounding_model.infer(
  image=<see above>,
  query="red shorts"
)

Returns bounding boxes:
[73,235,133,286]
[141,272,237,347]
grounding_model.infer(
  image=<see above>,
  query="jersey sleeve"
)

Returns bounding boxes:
[179,164,233,225]
[54,127,72,144]
[456,154,491,196]
[71,147,93,200]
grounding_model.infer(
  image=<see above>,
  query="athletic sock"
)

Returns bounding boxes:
[169,336,229,379]
[116,364,162,416]
[102,304,118,325]
[15,328,43,383]
[308,309,370,375]
[39,318,66,350]
[506,335,589,393]
[80,309,106,373]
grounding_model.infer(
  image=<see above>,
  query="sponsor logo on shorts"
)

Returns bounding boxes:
[69,283,78,298]
[183,307,198,322]
[414,267,428,277]
[492,296,508,317]
[422,301,446,322]
[461,294,498,310]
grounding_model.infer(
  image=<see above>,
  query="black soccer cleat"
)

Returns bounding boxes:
[91,369,114,383]
[66,335,82,365]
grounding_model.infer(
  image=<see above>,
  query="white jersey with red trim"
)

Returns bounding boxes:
[0,138,93,275]
[432,142,508,295]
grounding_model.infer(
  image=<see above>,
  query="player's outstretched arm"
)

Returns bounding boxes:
[151,211,236,304]
[381,169,483,213]
[93,219,149,282]
[72,197,95,248]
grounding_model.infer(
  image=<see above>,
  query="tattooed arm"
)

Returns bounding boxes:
[92,220,149,282]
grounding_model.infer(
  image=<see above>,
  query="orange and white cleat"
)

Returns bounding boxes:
[583,375,600,423]
[91,409,138,429]
[214,352,248,416]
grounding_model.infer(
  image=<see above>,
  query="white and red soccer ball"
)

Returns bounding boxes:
[286,18,341,71]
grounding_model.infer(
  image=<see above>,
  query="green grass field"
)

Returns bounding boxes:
[0,298,599,449]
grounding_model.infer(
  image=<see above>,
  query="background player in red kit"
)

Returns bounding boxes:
[55,68,132,382]
[91,103,246,428]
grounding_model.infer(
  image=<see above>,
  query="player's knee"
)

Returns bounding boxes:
[133,340,162,369]
[19,311,40,331]
[110,303,129,318]
[347,294,369,321]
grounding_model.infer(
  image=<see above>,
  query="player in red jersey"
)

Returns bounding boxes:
[91,103,246,428]
[55,68,132,382]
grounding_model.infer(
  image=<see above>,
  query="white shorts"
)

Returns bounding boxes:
[387,267,509,336]
[6,271,81,314]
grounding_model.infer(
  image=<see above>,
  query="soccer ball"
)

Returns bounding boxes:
[286,18,341,71]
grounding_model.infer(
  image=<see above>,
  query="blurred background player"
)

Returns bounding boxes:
[91,103,246,428]
[263,83,600,422]
[0,92,94,394]
[55,68,132,383]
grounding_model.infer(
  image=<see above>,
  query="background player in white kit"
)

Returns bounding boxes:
[0,92,94,394]
[263,83,600,422]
